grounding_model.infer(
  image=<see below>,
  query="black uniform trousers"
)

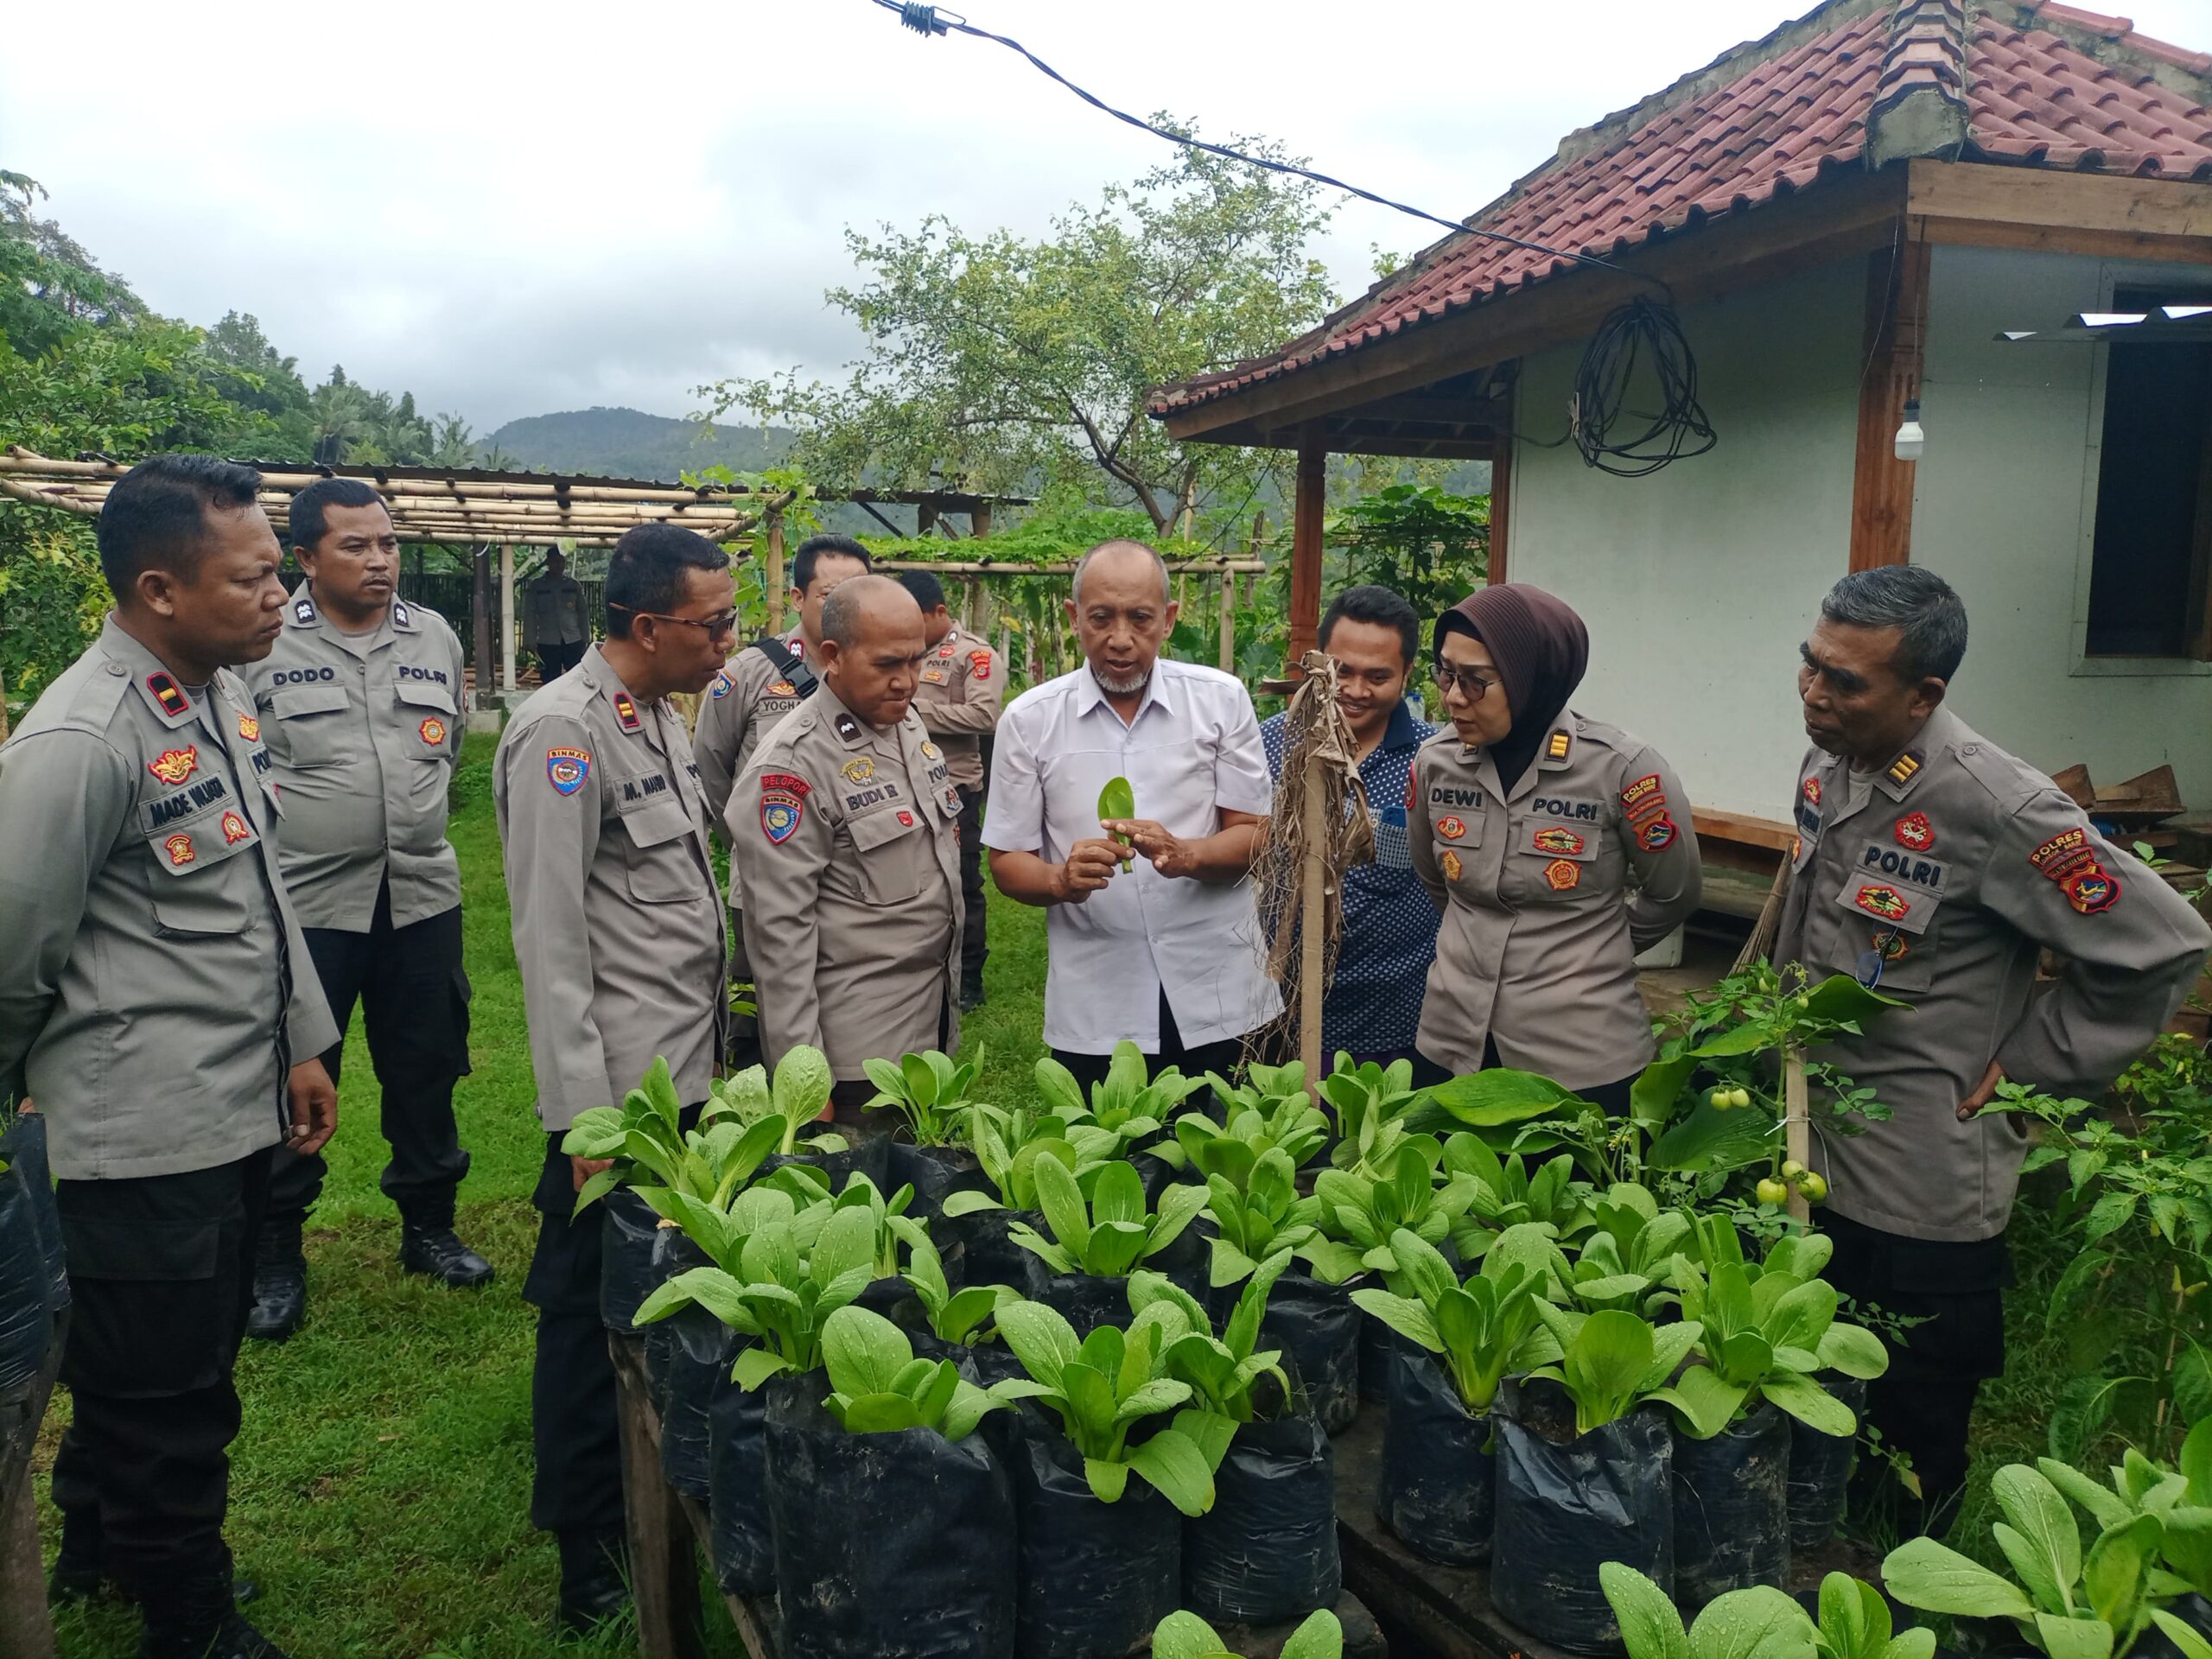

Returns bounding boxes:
[1052,988,1245,1107]
[268,884,471,1227]
[537,639,586,681]
[522,1103,700,1544]
[48,1151,269,1600]
[957,783,988,989]
[1820,1208,2011,1534]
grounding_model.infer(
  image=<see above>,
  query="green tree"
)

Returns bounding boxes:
[702,133,1338,537]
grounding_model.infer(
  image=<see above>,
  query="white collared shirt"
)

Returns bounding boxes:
[984,658,1281,1054]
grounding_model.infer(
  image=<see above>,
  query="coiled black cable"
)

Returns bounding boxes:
[1569,296,1717,477]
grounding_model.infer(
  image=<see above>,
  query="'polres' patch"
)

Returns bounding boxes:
[2029,826,2094,879]
[969,649,993,678]
[1619,773,1664,816]
[1637,814,1678,853]
[760,789,805,843]
[1853,883,1911,922]
[546,747,592,795]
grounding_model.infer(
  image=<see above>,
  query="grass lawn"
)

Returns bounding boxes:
[32,732,1054,1658]
[28,733,2089,1655]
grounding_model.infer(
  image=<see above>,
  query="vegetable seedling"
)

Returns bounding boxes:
[1153,1608,1344,1659]
[1097,775,1136,871]
[1009,1155,1210,1278]
[1128,1247,1294,1447]
[886,1214,1020,1347]
[1524,1304,1704,1438]
[1033,1044,1205,1163]
[818,1305,1005,1441]
[1351,1225,1561,1414]
[1202,1147,1324,1287]
[861,1046,987,1147]
[1599,1561,1817,1659]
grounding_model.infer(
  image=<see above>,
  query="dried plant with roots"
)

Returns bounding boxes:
[1251,651,1376,1065]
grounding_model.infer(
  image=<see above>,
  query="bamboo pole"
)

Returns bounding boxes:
[1784,1045,1811,1224]
[499,545,517,694]
[764,505,786,636]
[1289,429,1327,666]
[471,548,494,710]
[1300,751,1328,1097]
[1219,575,1236,672]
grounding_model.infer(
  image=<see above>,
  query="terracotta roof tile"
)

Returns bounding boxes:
[1153,0,2212,416]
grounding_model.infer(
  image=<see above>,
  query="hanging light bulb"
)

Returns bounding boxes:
[1893,398,1925,461]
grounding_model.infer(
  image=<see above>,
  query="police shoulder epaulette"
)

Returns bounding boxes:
[1544,729,1572,763]
[1885,750,1923,788]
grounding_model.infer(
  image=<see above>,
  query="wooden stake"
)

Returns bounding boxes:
[499,544,517,695]
[1784,1043,1812,1224]
[471,547,495,710]
[1219,575,1236,672]
[1300,750,1328,1096]
[764,506,786,636]
[1290,428,1326,664]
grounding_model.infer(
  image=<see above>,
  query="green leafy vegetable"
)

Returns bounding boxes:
[1525,1305,1703,1438]
[1009,1155,1210,1277]
[1350,1225,1560,1414]
[1599,1561,1816,1659]
[886,1214,1020,1346]
[819,1305,1005,1440]
[1153,1607,1344,1659]
[1098,775,1136,871]
[861,1046,988,1147]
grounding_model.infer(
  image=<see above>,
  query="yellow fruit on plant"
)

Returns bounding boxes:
[1729,1088,1752,1109]
[1708,1087,1733,1110]
[1781,1160,1805,1180]
[1800,1172,1828,1202]
[1757,1177,1789,1205]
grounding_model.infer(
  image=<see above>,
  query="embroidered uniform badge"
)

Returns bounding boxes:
[2063,866,2121,914]
[710,671,732,701]
[220,811,251,845]
[1853,885,1910,922]
[149,747,199,786]
[1620,774,1664,818]
[969,649,992,678]
[238,712,260,743]
[760,791,804,842]
[897,810,915,827]
[1637,815,1677,853]
[768,680,798,698]
[1437,816,1467,842]
[835,713,861,741]
[1545,731,1572,762]
[146,673,190,720]
[1802,776,1822,807]
[164,832,196,867]
[1543,858,1580,892]
[1440,849,1463,883]
[613,693,641,733]
[842,758,876,785]
[546,747,592,795]
[1886,752,1923,788]
[1894,811,1935,852]
[1532,825,1584,855]
[418,716,448,747]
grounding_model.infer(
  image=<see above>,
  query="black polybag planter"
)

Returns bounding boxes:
[1013,1410,1180,1659]
[1358,1311,1407,1403]
[1672,1402,1790,1608]
[598,1187,662,1335]
[1378,1351,1496,1565]
[766,1375,1017,1659]
[891,1141,993,1223]
[1210,1271,1360,1435]
[1491,1376,1674,1656]
[1184,1407,1340,1624]
[652,1230,719,1501]
[1027,1262,1136,1339]
[2130,1593,2212,1659]
[761,1135,894,1198]
[0,1147,53,1402]
[950,1207,1042,1292]
[1787,1372,1869,1554]
[706,1340,773,1599]
[0,1114,66,1316]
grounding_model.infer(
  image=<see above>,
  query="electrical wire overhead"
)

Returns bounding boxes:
[870,0,1718,477]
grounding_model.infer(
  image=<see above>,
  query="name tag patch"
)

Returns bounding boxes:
[147,776,230,829]
[1859,844,1947,889]
[1531,797,1599,822]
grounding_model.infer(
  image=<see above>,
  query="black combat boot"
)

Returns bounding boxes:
[245,1214,306,1343]
[397,1212,495,1289]
[960,972,986,1014]
[47,1506,109,1604]
[556,1531,629,1638]
[139,1568,288,1659]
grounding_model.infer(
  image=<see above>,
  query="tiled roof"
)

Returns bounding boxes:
[1153,0,2212,416]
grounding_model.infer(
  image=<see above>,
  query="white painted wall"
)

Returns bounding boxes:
[1916,243,2212,806]
[1503,241,2212,823]
[1507,256,1864,821]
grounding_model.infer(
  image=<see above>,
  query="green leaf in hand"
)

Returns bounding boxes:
[1098,775,1135,872]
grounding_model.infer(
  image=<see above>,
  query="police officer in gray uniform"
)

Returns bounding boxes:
[1779,566,2210,1532]
[495,523,733,1633]
[730,576,963,1121]
[245,479,489,1343]
[0,456,339,1659]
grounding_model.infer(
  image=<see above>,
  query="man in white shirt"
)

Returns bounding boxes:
[985,539,1278,1094]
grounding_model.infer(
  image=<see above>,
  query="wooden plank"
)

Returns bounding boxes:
[1916,215,2212,266]
[1692,807,1796,853]
[1488,404,1512,584]
[1848,236,1929,572]
[613,1338,709,1659]
[1290,427,1328,664]
[1906,157,2212,245]
[1164,169,1907,444]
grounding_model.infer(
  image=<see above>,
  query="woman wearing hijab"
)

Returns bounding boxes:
[1407,582,1703,1111]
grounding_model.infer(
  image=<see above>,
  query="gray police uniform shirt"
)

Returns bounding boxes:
[693,633,812,899]
[253,585,464,932]
[1409,712,1704,1090]
[728,686,963,1081]
[494,644,728,1131]
[909,626,1004,789]
[1775,703,2210,1243]
[0,617,340,1180]
[522,575,587,649]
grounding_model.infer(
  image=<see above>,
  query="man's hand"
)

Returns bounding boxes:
[572,1154,614,1192]
[1104,818,1199,880]
[1956,1058,2007,1122]
[285,1058,338,1156]
[1052,838,1125,903]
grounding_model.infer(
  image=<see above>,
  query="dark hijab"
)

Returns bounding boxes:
[1433,582,1590,791]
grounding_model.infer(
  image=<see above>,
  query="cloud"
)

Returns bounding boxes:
[7,0,2206,432]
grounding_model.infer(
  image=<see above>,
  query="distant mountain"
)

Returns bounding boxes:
[486,406,794,484]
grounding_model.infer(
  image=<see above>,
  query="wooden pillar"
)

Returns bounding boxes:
[971,504,993,540]
[471,546,495,709]
[1289,427,1327,664]
[1299,752,1327,1094]
[917,502,938,539]
[1219,574,1236,673]
[1848,233,1930,572]
[763,506,786,636]
[499,544,517,694]
[1487,434,1511,585]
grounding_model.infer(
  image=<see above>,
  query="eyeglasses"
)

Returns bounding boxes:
[608,602,741,639]
[1855,926,1904,988]
[1432,661,1503,699]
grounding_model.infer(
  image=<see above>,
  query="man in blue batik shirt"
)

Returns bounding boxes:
[1261,585,1441,1067]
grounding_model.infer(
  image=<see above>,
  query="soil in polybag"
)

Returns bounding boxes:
[1211,1271,1360,1434]
[0,1162,51,1403]
[1378,1350,1495,1565]
[598,1188,662,1335]
[766,1375,1017,1659]
[707,1342,773,1599]
[1788,1371,1868,1554]
[1491,1376,1674,1656]
[1013,1408,1180,1659]
[1673,1402,1789,1607]
[1184,1397,1339,1624]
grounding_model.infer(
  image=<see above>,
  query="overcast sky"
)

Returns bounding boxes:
[6,0,2204,434]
